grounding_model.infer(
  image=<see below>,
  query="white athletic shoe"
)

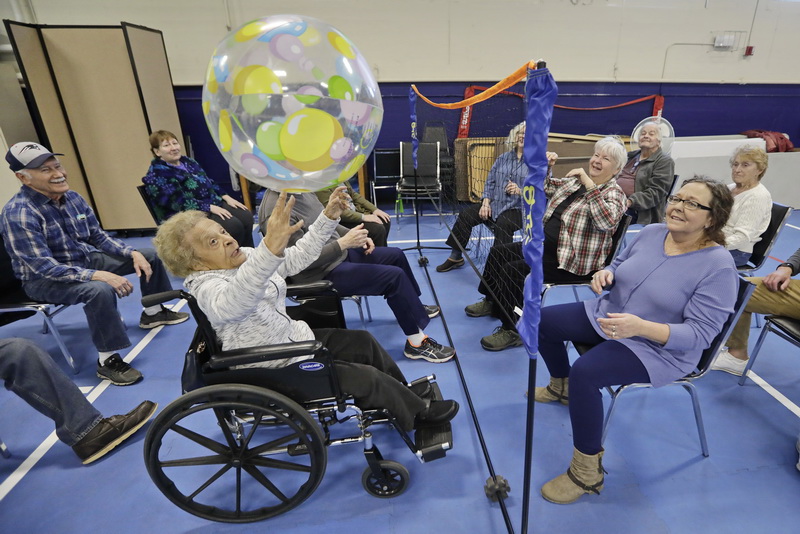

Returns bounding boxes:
[710,348,748,376]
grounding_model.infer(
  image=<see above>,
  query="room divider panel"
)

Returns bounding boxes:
[4,20,183,230]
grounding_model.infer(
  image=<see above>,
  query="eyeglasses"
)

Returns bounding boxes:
[666,195,712,211]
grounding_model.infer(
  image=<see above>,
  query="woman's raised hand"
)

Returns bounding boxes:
[322,186,350,220]
[566,167,593,189]
[264,192,304,256]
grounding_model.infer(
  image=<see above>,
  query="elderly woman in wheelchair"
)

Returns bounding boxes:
[147,188,458,522]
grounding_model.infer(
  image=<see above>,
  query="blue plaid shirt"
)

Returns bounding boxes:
[482,150,527,214]
[1,186,133,282]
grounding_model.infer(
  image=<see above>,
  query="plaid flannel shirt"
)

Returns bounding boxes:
[1,187,133,282]
[544,175,626,275]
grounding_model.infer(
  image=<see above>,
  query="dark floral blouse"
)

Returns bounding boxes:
[142,156,224,222]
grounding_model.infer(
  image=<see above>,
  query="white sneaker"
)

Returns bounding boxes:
[710,348,748,376]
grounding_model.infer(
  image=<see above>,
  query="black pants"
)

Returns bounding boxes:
[478,242,591,329]
[209,201,255,248]
[312,329,426,431]
[446,204,521,251]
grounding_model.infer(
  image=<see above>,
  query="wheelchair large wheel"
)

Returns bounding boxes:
[144,384,327,523]
[362,460,409,498]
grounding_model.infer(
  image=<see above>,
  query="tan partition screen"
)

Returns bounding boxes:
[42,27,153,230]
[8,21,180,230]
[122,23,183,143]
[5,22,90,201]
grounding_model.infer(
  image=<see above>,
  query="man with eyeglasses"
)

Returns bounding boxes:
[1,142,188,386]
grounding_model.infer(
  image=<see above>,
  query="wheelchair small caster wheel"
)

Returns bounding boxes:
[362,460,409,498]
[484,475,510,501]
[418,256,429,266]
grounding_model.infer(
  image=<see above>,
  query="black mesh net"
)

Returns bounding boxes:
[410,83,529,333]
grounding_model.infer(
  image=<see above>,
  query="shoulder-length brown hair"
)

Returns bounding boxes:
[681,175,733,247]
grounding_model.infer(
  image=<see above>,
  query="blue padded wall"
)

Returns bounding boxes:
[174,82,800,198]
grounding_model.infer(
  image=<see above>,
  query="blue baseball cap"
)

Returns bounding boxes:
[6,142,63,172]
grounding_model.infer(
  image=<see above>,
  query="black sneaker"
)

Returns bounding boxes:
[139,306,189,329]
[72,400,158,464]
[404,337,455,363]
[415,400,459,428]
[435,257,464,272]
[97,354,142,386]
[424,305,441,318]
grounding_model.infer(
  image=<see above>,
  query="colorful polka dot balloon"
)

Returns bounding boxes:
[202,15,383,192]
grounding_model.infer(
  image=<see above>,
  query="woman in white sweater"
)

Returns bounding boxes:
[153,189,459,432]
[723,144,772,267]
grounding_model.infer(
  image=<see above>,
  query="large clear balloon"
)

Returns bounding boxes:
[202,15,383,192]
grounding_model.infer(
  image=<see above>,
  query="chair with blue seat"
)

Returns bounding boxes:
[574,276,755,456]
[737,202,792,328]
[136,184,163,226]
[738,316,800,386]
[540,214,633,307]
[0,235,77,373]
[397,141,443,224]
[737,202,792,277]
[341,294,372,328]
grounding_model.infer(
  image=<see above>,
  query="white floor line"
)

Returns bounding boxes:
[746,370,800,418]
[786,223,799,231]
[0,300,187,502]
[388,238,448,245]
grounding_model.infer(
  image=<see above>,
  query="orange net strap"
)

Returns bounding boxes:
[411,60,537,110]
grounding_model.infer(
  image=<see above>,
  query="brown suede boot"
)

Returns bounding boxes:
[541,448,605,504]
[533,376,569,405]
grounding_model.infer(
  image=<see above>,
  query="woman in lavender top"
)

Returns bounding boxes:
[534,176,738,505]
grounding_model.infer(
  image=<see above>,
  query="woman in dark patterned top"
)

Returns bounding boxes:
[142,130,254,247]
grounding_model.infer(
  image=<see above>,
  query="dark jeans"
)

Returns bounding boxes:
[210,202,255,248]
[446,204,522,251]
[0,338,101,446]
[325,247,429,336]
[341,218,391,248]
[538,302,650,455]
[479,242,591,329]
[312,329,426,431]
[23,248,173,353]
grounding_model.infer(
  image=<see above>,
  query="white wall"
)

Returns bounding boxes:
[10,0,800,85]
[672,135,800,208]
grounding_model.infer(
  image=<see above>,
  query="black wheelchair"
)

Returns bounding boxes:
[142,282,454,523]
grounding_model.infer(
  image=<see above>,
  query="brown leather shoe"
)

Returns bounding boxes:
[72,400,158,464]
[435,257,464,272]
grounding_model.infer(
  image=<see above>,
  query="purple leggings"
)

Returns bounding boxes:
[538,301,650,455]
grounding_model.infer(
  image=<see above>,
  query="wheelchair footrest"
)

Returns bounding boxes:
[414,381,453,462]
[415,423,453,462]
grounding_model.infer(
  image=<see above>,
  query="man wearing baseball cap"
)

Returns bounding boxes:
[1,142,189,385]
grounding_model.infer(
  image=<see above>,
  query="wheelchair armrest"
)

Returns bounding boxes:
[286,280,334,298]
[142,289,187,308]
[206,340,325,369]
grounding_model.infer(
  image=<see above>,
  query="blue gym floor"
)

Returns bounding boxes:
[1,203,799,534]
